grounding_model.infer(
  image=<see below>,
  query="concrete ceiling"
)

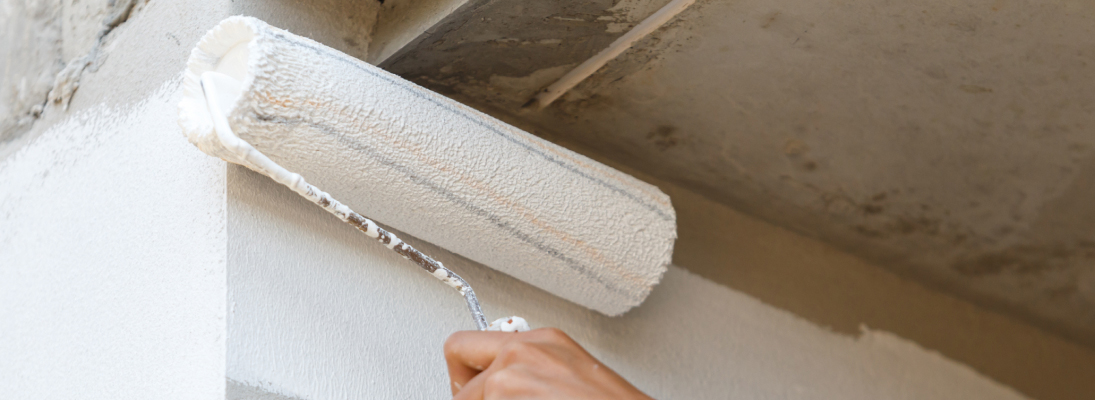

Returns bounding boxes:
[377,0,1095,347]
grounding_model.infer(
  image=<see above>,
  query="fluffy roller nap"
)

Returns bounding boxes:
[178,17,677,315]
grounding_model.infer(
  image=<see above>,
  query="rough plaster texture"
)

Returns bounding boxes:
[0,0,147,143]
[0,82,227,399]
[380,0,643,105]
[382,0,1095,349]
[60,0,113,62]
[0,0,63,142]
[227,164,1030,400]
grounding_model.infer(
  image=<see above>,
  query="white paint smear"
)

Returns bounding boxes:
[0,81,226,399]
[487,316,531,332]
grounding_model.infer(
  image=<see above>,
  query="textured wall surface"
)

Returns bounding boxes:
[0,83,227,399]
[0,0,62,142]
[227,165,1029,400]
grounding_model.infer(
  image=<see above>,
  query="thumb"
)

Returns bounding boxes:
[444,331,513,395]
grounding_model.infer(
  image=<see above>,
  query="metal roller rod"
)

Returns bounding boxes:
[201,73,489,331]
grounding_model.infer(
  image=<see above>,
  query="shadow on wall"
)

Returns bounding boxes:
[231,0,378,61]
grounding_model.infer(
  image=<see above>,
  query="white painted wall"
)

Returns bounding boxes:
[227,165,1029,400]
[0,83,227,399]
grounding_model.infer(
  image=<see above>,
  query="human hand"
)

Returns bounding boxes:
[443,327,654,400]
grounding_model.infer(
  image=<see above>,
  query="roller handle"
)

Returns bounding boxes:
[200,72,489,331]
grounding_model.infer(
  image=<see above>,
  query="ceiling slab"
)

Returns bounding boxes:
[381,0,1095,347]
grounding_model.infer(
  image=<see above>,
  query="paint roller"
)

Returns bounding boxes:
[177,17,677,330]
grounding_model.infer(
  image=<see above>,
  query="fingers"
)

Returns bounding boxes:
[444,328,586,398]
[444,331,513,395]
[451,363,491,400]
[454,363,545,400]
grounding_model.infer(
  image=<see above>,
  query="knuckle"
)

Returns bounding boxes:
[443,331,470,356]
[510,339,538,352]
[535,327,571,343]
[484,369,522,395]
[496,341,534,365]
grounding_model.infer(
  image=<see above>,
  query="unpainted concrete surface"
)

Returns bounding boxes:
[369,0,468,64]
[1,0,62,143]
[1,0,148,148]
[383,0,1095,350]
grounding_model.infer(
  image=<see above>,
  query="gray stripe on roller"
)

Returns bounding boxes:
[269,31,674,223]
